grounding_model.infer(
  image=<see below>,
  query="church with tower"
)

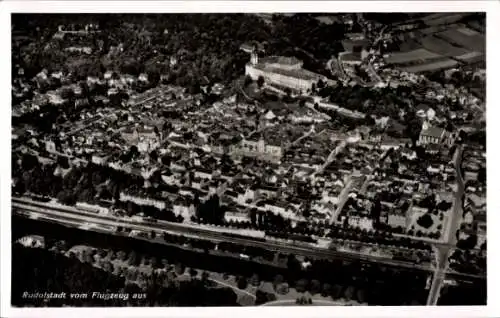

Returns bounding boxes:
[418,120,456,146]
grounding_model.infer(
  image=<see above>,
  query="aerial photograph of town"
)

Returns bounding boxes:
[9,11,486,308]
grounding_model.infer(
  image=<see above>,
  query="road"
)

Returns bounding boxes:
[317,140,347,174]
[326,55,348,81]
[12,197,434,272]
[426,145,465,305]
[330,176,353,224]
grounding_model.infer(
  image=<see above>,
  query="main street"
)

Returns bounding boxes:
[426,145,465,305]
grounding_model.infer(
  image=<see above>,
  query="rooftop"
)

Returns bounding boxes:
[421,126,445,138]
[341,52,362,62]
[252,63,324,82]
[259,56,302,66]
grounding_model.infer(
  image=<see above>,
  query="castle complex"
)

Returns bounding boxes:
[244,48,327,93]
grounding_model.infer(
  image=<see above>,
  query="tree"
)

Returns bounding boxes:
[477,167,486,184]
[321,283,332,297]
[255,290,271,305]
[365,114,376,126]
[60,87,74,100]
[189,268,198,278]
[356,289,366,303]
[21,154,39,171]
[250,273,260,286]
[437,201,452,211]
[317,79,325,90]
[102,261,114,273]
[149,150,159,163]
[417,213,434,229]
[237,276,248,290]
[150,256,160,269]
[98,249,108,259]
[331,284,343,299]
[310,279,321,295]
[295,279,309,293]
[257,75,265,88]
[81,249,94,264]
[457,234,478,250]
[175,262,185,275]
[480,241,486,251]
[343,286,355,300]
[201,271,210,283]
[187,81,201,95]
[244,75,253,87]
[128,251,139,266]
[276,282,289,295]
[273,274,284,289]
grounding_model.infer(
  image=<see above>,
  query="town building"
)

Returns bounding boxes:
[231,137,283,162]
[416,104,436,120]
[121,125,161,153]
[224,208,250,223]
[16,235,45,249]
[348,215,374,231]
[119,192,166,210]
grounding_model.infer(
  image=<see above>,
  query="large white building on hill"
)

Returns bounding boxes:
[245,49,327,93]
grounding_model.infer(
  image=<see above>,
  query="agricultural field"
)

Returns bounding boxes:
[435,28,485,52]
[385,15,485,74]
[385,48,441,65]
[419,35,469,57]
[421,13,470,26]
[400,59,459,74]
[467,20,485,33]
[455,51,484,64]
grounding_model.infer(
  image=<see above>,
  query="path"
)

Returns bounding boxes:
[261,299,347,306]
[178,272,257,300]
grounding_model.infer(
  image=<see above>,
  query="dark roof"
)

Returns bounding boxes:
[341,52,362,62]
[416,104,430,111]
[240,43,253,51]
